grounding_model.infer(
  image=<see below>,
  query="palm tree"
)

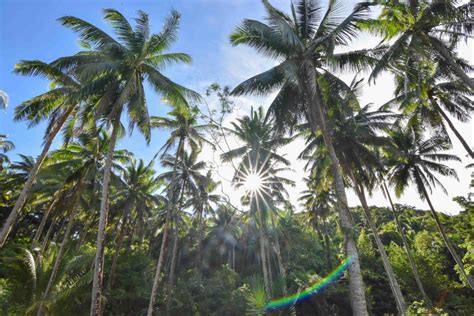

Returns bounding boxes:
[54,9,200,314]
[206,204,240,269]
[301,94,408,313]
[222,106,293,299]
[0,61,84,247]
[0,246,94,315]
[147,107,209,315]
[105,159,161,294]
[34,130,131,249]
[0,134,14,169]
[381,63,474,158]
[299,178,335,270]
[364,0,474,90]
[229,1,382,312]
[384,126,474,289]
[183,171,223,271]
[381,181,432,307]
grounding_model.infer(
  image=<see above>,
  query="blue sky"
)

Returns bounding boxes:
[0,0,283,160]
[1,0,472,213]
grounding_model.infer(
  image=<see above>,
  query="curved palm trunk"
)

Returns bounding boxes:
[196,204,205,273]
[41,217,56,252]
[254,198,272,299]
[90,118,121,316]
[419,180,474,289]
[77,179,101,251]
[353,184,407,315]
[32,192,60,247]
[165,227,179,315]
[0,108,73,247]
[147,136,184,316]
[382,182,432,307]
[37,185,82,316]
[270,213,287,294]
[431,39,474,90]
[305,66,368,315]
[105,209,130,293]
[433,101,474,158]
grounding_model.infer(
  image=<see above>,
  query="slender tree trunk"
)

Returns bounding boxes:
[323,219,333,269]
[126,216,139,257]
[77,178,100,251]
[270,213,287,294]
[32,192,60,247]
[37,185,82,316]
[353,183,407,315]
[0,108,73,247]
[255,199,271,299]
[265,235,273,289]
[420,180,474,289]
[165,227,179,315]
[304,65,368,315]
[52,216,67,245]
[90,117,121,316]
[196,204,205,273]
[433,101,474,158]
[382,182,432,307]
[431,39,474,90]
[105,208,130,293]
[147,136,184,316]
[41,217,56,252]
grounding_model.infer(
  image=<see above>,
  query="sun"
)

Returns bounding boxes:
[243,172,263,192]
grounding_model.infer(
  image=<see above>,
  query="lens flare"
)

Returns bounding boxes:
[265,256,354,311]
[243,172,263,192]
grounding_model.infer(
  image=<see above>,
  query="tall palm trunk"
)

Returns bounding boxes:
[196,204,205,273]
[90,117,121,316]
[105,207,131,293]
[433,101,474,158]
[254,198,272,299]
[165,181,186,314]
[77,179,100,251]
[418,177,474,289]
[382,182,432,307]
[0,108,73,247]
[32,192,60,247]
[270,213,287,294]
[165,227,179,315]
[41,217,56,252]
[304,65,368,315]
[147,136,184,316]
[353,183,407,315]
[37,183,82,316]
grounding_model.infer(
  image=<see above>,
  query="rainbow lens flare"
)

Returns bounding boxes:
[265,256,354,311]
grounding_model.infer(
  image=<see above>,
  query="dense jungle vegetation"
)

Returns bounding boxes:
[0,0,473,315]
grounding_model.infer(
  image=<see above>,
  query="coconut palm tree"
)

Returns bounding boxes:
[363,0,474,90]
[384,126,474,289]
[105,159,161,295]
[0,246,94,315]
[147,107,210,315]
[381,62,474,158]
[183,171,223,271]
[35,130,130,248]
[0,134,14,169]
[299,178,335,270]
[222,106,294,299]
[229,1,384,312]
[53,9,200,314]
[0,61,85,247]
[300,92,408,313]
